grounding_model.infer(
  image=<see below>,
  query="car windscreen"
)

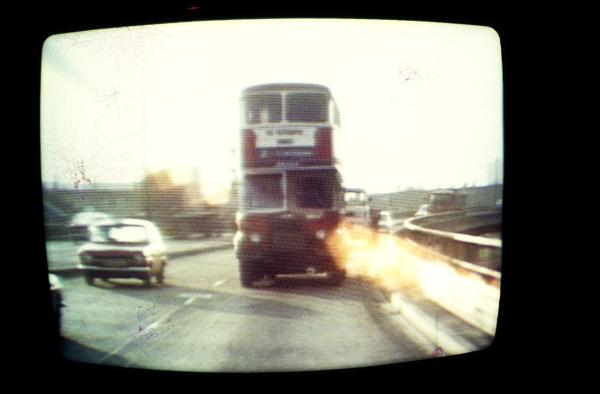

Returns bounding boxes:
[285,93,329,122]
[89,225,149,244]
[288,170,336,209]
[243,94,282,124]
[71,212,109,224]
[242,174,284,210]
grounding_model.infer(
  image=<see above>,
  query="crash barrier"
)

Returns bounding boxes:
[403,209,501,273]
[44,211,237,241]
[161,212,236,239]
[402,209,501,336]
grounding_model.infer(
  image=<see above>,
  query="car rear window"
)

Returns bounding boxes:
[90,225,149,244]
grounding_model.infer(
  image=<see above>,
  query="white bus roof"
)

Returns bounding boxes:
[242,83,331,95]
[242,165,342,176]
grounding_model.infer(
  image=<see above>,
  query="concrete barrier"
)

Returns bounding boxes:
[407,245,500,336]
[399,209,501,336]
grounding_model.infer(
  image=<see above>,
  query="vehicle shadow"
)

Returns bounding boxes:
[101,281,323,321]
[91,274,382,305]
[87,277,163,289]
[58,337,139,368]
[262,275,385,304]
[85,272,378,303]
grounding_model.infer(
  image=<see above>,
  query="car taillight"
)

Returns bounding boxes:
[242,129,258,167]
[315,127,332,163]
[134,253,146,262]
[133,252,149,266]
[80,253,93,263]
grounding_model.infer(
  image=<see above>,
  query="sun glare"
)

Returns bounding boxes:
[167,167,193,185]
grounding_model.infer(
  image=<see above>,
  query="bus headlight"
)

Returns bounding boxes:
[316,230,327,240]
[250,233,262,243]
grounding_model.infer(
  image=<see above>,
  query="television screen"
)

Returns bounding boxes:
[38,8,506,376]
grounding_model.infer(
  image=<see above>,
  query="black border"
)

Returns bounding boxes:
[18,2,525,387]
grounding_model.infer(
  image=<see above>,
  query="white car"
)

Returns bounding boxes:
[78,218,167,287]
[378,211,406,234]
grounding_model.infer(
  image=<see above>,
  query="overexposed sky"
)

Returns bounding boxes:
[41,19,503,202]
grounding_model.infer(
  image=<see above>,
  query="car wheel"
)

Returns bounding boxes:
[239,259,258,288]
[143,272,152,287]
[53,297,62,336]
[84,274,94,285]
[55,309,62,336]
[156,263,165,285]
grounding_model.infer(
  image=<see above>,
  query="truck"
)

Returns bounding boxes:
[415,189,467,216]
[234,83,347,287]
[341,188,380,242]
[343,188,380,228]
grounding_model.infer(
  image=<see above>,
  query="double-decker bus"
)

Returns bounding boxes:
[235,83,346,287]
[240,83,340,168]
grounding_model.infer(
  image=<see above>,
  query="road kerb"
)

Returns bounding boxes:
[387,291,475,356]
[48,243,233,276]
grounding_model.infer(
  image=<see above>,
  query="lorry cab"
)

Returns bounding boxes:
[427,189,467,214]
[343,188,371,228]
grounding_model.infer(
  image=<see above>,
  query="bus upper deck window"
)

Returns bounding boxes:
[245,94,282,124]
[286,93,329,122]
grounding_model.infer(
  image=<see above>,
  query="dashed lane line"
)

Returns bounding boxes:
[98,294,207,364]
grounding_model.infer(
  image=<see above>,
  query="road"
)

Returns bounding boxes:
[58,248,434,372]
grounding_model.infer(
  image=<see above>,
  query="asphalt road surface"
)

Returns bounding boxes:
[58,248,433,372]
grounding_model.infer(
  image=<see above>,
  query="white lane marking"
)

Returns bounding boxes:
[184,298,196,306]
[177,292,214,299]
[99,295,202,364]
[213,279,225,287]
[147,321,160,331]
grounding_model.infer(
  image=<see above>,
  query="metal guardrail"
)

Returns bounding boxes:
[401,209,502,336]
[403,208,502,278]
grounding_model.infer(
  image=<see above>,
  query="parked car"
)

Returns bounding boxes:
[49,273,64,335]
[68,212,112,241]
[78,218,167,287]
